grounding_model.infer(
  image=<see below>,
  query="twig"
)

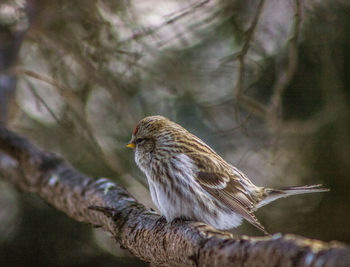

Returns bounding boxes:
[233,0,268,119]
[13,67,125,176]
[118,0,210,45]
[25,78,63,125]
[214,113,253,137]
[235,0,266,97]
[269,0,301,119]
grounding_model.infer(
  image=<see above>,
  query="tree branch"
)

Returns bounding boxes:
[0,125,349,267]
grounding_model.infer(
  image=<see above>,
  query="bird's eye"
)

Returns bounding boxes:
[136,138,144,144]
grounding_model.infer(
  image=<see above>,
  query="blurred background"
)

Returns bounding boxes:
[0,0,349,266]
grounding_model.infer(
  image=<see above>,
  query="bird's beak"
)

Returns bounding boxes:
[126,142,136,149]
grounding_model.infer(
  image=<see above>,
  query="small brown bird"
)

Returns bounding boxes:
[127,115,329,234]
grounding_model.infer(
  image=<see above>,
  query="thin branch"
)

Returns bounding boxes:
[269,0,301,119]
[0,126,349,267]
[118,0,210,45]
[234,0,268,119]
[235,0,266,96]
[14,67,103,149]
[0,0,37,124]
[13,67,125,175]
[214,113,253,137]
[25,78,63,125]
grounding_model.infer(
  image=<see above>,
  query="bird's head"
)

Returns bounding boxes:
[127,115,176,155]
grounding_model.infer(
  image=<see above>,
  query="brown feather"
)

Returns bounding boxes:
[196,172,267,234]
[187,150,269,234]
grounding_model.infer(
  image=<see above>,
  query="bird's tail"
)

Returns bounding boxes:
[256,184,329,209]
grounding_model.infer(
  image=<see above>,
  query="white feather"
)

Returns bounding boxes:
[137,152,244,230]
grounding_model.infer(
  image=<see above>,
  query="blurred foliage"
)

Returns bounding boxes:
[0,0,349,265]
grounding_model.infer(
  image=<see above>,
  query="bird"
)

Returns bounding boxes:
[127,115,329,234]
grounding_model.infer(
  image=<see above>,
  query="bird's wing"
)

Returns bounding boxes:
[188,153,268,234]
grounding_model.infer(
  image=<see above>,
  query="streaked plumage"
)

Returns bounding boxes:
[127,115,329,234]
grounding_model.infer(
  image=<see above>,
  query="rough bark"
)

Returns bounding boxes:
[0,125,349,267]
